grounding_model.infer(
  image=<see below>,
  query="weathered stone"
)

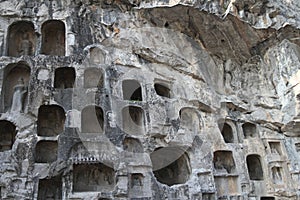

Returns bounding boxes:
[0,0,299,199]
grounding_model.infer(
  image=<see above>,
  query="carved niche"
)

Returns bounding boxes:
[7,21,36,57]
[2,63,30,112]
[41,20,65,56]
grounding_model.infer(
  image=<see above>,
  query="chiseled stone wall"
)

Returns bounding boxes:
[0,0,299,199]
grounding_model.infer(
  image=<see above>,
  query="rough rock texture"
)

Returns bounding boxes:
[0,0,300,199]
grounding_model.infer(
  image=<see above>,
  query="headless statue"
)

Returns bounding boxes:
[11,78,27,112]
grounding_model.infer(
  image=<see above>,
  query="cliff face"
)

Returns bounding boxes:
[0,0,300,199]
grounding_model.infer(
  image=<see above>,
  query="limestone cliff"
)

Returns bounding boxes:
[0,0,299,199]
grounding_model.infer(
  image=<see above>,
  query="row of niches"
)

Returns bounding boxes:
[48,68,172,100]
[37,165,146,199]
[1,121,293,199]
[37,166,138,199]
[37,104,198,137]
[37,171,277,200]
[0,62,173,113]
[213,151,265,181]
[51,68,172,99]
[219,120,290,157]
[34,136,144,164]
[7,20,65,57]
[213,151,284,184]
[34,145,282,199]
[219,120,262,143]
[37,142,187,196]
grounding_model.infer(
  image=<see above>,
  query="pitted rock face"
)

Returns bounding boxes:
[0,0,299,199]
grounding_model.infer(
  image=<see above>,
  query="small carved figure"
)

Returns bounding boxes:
[270,144,280,155]
[272,167,282,183]
[11,78,27,112]
[132,175,143,187]
[19,33,33,56]
[214,156,225,171]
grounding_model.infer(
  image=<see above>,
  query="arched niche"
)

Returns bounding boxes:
[41,20,65,56]
[84,68,104,88]
[242,122,257,138]
[122,80,142,101]
[7,21,36,56]
[179,107,201,132]
[37,105,65,137]
[81,105,104,133]
[123,137,143,153]
[73,163,115,192]
[122,106,145,135]
[246,154,264,180]
[35,141,58,163]
[218,120,236,143]
[37,176,62,200]
[2,63,30,112]
[0,120,16,152]
[154,83,171,98]
[54,67,75,89]
[213,151,236,174]
[151,147,191,186]
[89,47,105,64]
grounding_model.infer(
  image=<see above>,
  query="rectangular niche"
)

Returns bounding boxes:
[37,105,65,137]
[35,141,58,163]
[246,154,264,180]
[129,173,146,197]
[73,163,115,192]
[0,120,16,152]
[271,166,284,184]
[214,176,239,197]
[202,193,215,200]
[269,142,282,155]
[242,122,257,139]
[122,106,145,136]
[130,173,143,188]
[37,176,62,200]
[54,67,75,89]
[122,80,142,101]
[213,151,236,174]
[261,197,275,200]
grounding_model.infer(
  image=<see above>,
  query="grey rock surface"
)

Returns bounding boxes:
[0,0,299,199]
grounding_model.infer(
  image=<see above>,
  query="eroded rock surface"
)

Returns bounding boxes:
[0,0,300,199]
